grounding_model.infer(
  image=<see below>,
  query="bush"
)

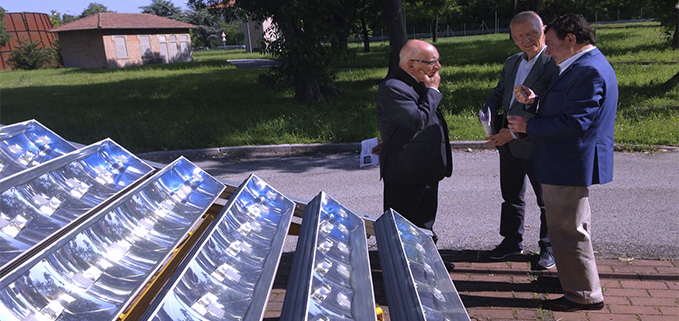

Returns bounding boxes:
[7,37,57,70]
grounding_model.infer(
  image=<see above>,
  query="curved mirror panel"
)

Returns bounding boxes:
[0,157,225,321]
[374,210,470,321]
[280,192,376,321]
[147,174,295,321]
[0,139,154,271]
[0,120,76,180]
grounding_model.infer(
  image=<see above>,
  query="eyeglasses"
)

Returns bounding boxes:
[410,59,440,65]
[511,31,540,41]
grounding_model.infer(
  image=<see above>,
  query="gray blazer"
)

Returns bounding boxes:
[486,50,559,159]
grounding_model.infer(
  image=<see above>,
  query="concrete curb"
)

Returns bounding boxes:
[136,141,678,162]
[137,141,494,161]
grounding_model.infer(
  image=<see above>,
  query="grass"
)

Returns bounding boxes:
[0,25,677,153]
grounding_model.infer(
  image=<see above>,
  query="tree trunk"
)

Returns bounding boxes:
[663,70,679,89]
[433,14,439,42]
[361,16,370,53]
[294,69,325,103]
[381,0,407,76]
[332,15,350,54]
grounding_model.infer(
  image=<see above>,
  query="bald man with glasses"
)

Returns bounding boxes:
[376,40,453,242]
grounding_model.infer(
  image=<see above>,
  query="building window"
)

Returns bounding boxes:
[113,36,129,59]
[139,35,152,58]
[169,35,178,61]
[158,35,169,63]
[179,35,190,60]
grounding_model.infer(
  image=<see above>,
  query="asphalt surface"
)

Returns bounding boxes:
[146,147,678,260]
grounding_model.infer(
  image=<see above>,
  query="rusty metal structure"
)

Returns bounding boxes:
[0,12,57,70]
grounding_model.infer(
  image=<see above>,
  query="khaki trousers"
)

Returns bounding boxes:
[542,184,604,304]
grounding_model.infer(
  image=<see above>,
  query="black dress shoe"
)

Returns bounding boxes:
[489,242,523,260]
[543,296,604,312]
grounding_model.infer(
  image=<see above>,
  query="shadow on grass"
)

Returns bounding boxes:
[55,58,237,75]
[344,36,518,68]
[0,65,381,154]
[4,25,674,154]
[616,80,679,116]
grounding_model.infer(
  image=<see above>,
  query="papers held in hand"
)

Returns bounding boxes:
[479,107,494,137]
[360,137,379,167]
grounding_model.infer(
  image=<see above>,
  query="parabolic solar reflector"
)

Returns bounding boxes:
[145,174,295,321]
[280,192,376,321]
[0,157,225,321]
[0,120,77,180]
[374,209,470,321]
[0,138,154,273]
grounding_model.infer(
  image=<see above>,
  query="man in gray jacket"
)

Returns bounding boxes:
[485,11,559,269]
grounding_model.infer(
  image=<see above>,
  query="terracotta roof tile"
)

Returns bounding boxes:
[49,13,195,32]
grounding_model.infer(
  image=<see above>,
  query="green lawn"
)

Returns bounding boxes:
[0,24,676,153]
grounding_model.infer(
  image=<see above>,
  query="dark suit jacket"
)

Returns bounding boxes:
[486,49,559,159]
[377,67,453,184]
[527,48,618,186]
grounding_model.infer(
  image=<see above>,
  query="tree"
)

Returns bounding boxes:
[184,7,225,48]
[646,0,679,87]
[0,6,10,47]
[648,0,679,49]
[404,0,460,42]
[381,0,407,76]
[140,0,183,19]
[7,37,55,70]
[50,10,63,27]
[189,0,358,103]
[80,3,109,18]
[219,20,244,45]
[527,0,543,13]
[354,0,382,53]
[62,14,77,24]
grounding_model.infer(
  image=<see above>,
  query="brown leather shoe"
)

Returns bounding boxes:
[543,296,604,312]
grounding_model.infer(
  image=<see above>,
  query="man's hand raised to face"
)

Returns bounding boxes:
[422,70,441,89]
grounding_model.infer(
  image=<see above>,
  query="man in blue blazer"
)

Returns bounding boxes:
[485,11,559,269]
[509,13,618,312]
[376,40,453,239]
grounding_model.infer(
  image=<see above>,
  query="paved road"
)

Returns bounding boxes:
[186,149,678,260]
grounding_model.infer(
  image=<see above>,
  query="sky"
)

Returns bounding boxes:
[1,0,188,15]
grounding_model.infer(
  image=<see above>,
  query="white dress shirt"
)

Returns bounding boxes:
[510,46,547,107]
[558,46,596,75]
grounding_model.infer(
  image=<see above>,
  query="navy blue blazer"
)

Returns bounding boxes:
[377,67,453,184]
[527,48,618,186]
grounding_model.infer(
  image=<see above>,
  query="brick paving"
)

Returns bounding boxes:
[263,251,678,321]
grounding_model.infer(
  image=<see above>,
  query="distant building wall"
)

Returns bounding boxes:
[0,12,58,70]
[59,30,106,68]
[100,30,192,68]
[56,29,192,69]
[244,17,277,52]
[262,18,276,43]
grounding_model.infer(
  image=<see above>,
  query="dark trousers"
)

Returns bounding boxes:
[383,181,439,231]
[498,145,551,252]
